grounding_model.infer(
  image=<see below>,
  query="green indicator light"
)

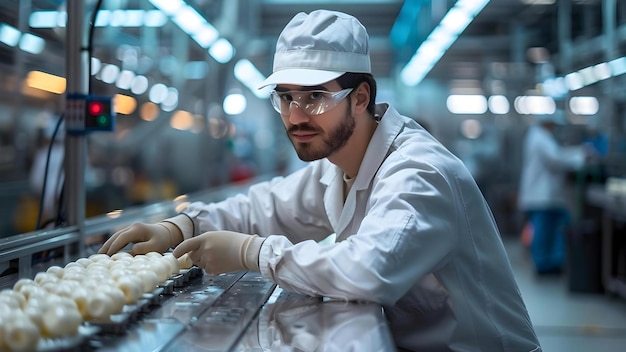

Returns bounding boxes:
[97,115,109,126]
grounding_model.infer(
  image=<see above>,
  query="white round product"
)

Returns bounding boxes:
[22,304,44,335]
[88,253,112,262]
[149,259,170,282]
[136,270,159,293]
[3,313,40,351]
[34,272,59,286]
[163,253,180,274]
[0,290,26,308]
[0,293,23,310]
[64,262,84,271]
[101,286,125,314]
[178,253,193,269]
[115,276,142,304]
[75,257,92,268]
[145,251,162,259]
[42,305,82,337]
[45,265,64,278]
[111,251,133,261]
[0,290,26,309]
[12,278,37,293]
[85,291,115,320]
[15,283,46,300]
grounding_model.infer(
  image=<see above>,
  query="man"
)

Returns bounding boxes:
[518,111,587,275]
[100,10,540,351]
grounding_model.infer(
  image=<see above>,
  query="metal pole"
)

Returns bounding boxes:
[65,0,88,257]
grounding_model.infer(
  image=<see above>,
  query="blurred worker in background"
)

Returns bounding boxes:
[518,111,591,275]
[100,10,540,351]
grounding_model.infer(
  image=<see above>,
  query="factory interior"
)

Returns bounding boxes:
[1,0,626,351]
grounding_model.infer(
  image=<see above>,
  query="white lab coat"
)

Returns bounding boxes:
[177,104,540,351]
[518,124,585,211]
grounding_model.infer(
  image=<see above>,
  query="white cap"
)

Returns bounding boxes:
[258,10,371,89]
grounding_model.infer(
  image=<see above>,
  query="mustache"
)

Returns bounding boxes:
[288,124,318,133]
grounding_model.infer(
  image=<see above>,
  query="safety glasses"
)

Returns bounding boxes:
[269,88,353,116]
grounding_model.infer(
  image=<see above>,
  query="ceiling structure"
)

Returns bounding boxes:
[0,0,617,108]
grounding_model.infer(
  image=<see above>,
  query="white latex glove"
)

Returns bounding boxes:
[99,222,183,255]
[172,231,264,274]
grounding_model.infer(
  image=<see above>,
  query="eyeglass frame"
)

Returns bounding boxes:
[269,88,354,116]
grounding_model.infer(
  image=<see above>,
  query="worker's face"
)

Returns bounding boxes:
[276,81,355,161]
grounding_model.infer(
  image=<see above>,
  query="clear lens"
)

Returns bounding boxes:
[270,88,353,116]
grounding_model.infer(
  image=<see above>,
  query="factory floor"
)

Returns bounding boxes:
[503,235,626,352]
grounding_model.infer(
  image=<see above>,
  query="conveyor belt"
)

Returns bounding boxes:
[23,268,394,351]
[85,269,276,352]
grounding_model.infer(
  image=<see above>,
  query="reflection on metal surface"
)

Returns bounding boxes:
[164,271,277,352]
[235,291,396,352]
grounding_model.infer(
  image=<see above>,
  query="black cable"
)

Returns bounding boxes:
[87,0,104,95]
[35,114,65,230]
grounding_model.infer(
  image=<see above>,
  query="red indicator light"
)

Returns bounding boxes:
[88,101,104,116]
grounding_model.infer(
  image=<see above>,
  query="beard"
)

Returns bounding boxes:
[287,104,356,162]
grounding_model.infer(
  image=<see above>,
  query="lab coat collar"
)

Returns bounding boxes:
[353,103,402,191]
[319,103,404,234]
[319,102,401,189]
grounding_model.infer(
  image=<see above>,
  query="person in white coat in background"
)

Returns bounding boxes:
[518,111,589,275]
[100,10,541,352]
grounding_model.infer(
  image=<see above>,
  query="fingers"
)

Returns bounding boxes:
[172,237,200,258]
[98,230,126,254]
[99,225,147,256]
[130,241,154,255]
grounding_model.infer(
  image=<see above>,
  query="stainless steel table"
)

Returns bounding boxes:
[79,269,396,352]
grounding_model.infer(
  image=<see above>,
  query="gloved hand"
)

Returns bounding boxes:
[99,222,183,255]
[172,231,264,274]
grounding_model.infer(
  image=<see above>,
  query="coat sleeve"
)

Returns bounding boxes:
[181,161,334,243]
[259,155,460,306]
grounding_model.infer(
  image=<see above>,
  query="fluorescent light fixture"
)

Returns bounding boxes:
[209,38,234,64]
[564,72,584,91]
[26,70,66,94]
[513,95,555,115]
[19,33,45,54]
[91,57,102,75]
[609,57,626,76]
[0,24,21,47]
[149,0,185,16]
[95,10,111,26]
[29,11,58,28]
[593,62,611,80]
[100,64,121,84]
[569,96,599,115]
[173,5,205,34]
[123,10,145,27]
[192,23,219,48]
[488,95,510,114]
[161,88,179,111]
[30,10,164,28]
[130,75,149,95]
[144,10,167,27]
[401,0,490,86]
[223,93,247,115]
[115,70,136,90]
[578,66,597,86]
[113,94,137,115]
[149,83,168,104]
[446,94,487,114]
[234,59,272,98]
